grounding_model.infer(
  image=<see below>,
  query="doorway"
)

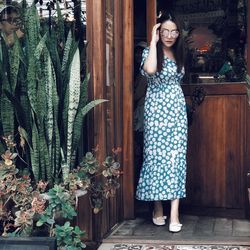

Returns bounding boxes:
[133,0,148,217]
[132,0,250,220]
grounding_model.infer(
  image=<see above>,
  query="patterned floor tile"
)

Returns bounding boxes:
[98,244,248,250]
[112,244,174,250]
[142,245,174,250]
[176,246,242,250]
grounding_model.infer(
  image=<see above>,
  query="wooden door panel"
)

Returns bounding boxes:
[224,96,245,208]
[186,94,244,209]
[187,96,226,207]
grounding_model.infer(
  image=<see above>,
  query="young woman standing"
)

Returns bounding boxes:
[136,12,187,233]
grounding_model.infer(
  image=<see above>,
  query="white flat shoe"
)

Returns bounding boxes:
[169,223,182,232]
[152,213,167,226]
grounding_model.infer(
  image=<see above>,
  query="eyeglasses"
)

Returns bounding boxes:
[1,17,22,25]
[160,29,179,38]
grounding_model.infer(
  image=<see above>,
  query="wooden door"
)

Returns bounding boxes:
[183,84,247,217]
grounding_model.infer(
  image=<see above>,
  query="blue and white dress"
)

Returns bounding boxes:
[136,47,187,201]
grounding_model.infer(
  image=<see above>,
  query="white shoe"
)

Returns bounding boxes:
[169,223,182,232]
[152,214,167,226]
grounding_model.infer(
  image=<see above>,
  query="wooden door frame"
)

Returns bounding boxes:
[86,0,107,241]
[122,0,156,219]
[146,0,157,44]
[122,0,134,219]
[86,0,135,220]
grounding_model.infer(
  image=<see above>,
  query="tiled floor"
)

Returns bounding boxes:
[98,243,250,250]
[101,215,250,246]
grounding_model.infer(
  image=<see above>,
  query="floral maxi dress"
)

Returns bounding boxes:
[136,48,187,201]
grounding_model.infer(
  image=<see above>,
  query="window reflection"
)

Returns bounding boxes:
[0,0,86,39]
[158,0,247,83]
[0,0,87,77]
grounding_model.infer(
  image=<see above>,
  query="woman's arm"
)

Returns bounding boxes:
[143,23,161,75]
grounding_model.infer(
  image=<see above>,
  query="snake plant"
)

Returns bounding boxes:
[0,3,107,184]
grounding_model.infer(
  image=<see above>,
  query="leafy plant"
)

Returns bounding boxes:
[0,2,122,249]
[55,222,86,250]
[0,2,106,184]
[0,136,121,249]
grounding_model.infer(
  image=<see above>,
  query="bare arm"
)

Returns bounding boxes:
[143,23,161,75]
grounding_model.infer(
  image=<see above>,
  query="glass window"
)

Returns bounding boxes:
[0,0,87,167]
[157,0,247,83]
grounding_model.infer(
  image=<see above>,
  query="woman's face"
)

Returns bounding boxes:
[159,20,179,48]
[0,12,21,36]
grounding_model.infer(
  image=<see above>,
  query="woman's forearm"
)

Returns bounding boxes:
[143,23,161,75]
[143,42,158,75]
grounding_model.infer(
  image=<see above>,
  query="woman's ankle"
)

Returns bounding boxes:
[153,201,163,218]
[153,210,164,218]
[169,217,180,224]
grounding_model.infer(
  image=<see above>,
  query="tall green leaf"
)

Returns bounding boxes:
[56,1,65,45]
[66,48,81,167]
[8,38,20,93]
[31,116,40,182]
[72,99,108,154]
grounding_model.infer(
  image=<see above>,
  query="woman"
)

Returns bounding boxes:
[136,12,187,233]
[0,5,24,47]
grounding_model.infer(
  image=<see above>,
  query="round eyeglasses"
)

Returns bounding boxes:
[160,29,179,39]
[1,17,22,25]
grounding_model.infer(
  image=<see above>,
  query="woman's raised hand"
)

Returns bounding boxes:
[151,23,161,45]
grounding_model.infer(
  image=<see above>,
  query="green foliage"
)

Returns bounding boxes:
[0,3,106,184]
[55,222,86,250]
[0,3,122,249]
[0,136,121,249]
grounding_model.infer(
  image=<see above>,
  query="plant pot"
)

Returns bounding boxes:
[0,236,57,249]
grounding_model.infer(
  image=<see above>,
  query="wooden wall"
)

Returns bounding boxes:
[183,83,249,218]
[77,0,134,243]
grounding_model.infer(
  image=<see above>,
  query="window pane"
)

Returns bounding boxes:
[157,0,247,83]
[0,0,87,165]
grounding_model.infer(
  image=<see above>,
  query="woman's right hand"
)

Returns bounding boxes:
[151,23,161,45]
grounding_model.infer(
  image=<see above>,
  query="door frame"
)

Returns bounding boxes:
[86,0,135,220]
[122,0,135,219]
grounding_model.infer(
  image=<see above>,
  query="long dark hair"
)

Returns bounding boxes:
[0,6,19,20]
[157,12,185,73]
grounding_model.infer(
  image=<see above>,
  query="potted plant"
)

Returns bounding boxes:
[0,135,121,249]
[0,1,122,249]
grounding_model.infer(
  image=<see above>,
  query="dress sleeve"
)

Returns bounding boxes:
[140,47,156,79]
